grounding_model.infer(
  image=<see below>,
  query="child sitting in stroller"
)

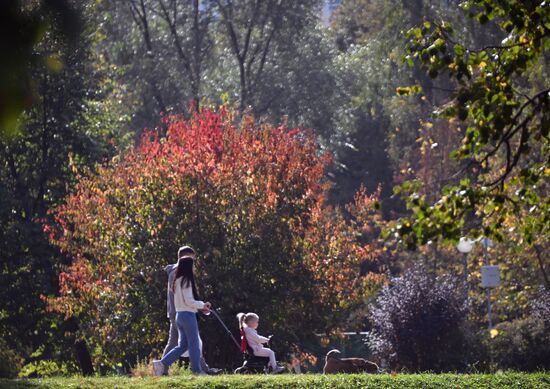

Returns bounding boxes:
[237,312,285,373]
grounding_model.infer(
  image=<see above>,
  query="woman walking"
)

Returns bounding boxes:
[153,254,211,376]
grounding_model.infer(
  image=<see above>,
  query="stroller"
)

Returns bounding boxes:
[210,309,277,374]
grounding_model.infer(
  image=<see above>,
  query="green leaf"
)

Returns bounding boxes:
[434,38,446,49]
[454,44,465,56]
[478,13,489,24]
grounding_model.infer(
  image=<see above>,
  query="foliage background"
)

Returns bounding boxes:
[0,0,548,377]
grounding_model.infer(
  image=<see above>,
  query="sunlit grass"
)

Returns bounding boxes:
[2,372,549,389]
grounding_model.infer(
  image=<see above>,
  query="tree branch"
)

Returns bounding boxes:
[533,243,550,289]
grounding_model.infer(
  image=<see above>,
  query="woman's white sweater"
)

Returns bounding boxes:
[173,278,205,313]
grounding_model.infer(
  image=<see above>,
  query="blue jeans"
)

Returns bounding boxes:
[160,311,203,373]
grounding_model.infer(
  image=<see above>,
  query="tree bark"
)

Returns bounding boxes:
[74,339,94,376]
[533,244,550,289]
[64,317,94,376]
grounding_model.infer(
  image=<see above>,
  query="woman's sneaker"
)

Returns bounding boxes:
[152,360,165,376]
[271,365,285,374]
[206,367,223,375]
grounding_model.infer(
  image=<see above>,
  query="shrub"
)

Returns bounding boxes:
[366,264,476,372]
[18,360,71,378]
[486,290,550,372]
[531,288,550,324]
[0,338,23,378]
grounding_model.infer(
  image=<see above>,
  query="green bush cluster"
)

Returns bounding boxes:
[485,317,550,372]
[0,338,23,378]
[17,360,72,378]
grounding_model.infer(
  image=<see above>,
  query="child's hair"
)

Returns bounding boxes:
[236,312,259,330]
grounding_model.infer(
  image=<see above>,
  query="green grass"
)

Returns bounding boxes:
[1,373,549,389]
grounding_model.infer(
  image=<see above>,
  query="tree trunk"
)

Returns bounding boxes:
[74,339,94,376]
[533,244,550,289]
[64,317,94,376]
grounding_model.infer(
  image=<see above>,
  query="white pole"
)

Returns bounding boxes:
[487,288,492,329]
[463,253,469,301]
[482,238,492,329]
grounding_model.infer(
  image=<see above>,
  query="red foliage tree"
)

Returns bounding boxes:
[44,106,386,368]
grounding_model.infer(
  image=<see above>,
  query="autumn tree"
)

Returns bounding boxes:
[45,106,385,369]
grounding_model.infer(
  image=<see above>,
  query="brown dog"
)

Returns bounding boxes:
[323,349,379,374]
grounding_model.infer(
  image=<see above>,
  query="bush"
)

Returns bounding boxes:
[366,264,477,372]
[0,338,23,378]
[18,360,71,378]
[531,288,550,324]
[486,314,550,371]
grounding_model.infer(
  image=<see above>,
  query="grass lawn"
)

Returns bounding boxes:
[1,373,549,389]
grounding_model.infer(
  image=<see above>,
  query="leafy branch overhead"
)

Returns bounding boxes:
[390,0,549,248]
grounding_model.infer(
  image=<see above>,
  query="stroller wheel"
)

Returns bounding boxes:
[234,366,249,374]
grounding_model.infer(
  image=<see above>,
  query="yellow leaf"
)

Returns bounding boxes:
[46,55,64,73]
[490,328,499,338]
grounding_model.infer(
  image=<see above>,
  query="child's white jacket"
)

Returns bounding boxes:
[243,327,269,352]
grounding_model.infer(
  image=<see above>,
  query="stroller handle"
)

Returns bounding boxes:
[210,308,242,351]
